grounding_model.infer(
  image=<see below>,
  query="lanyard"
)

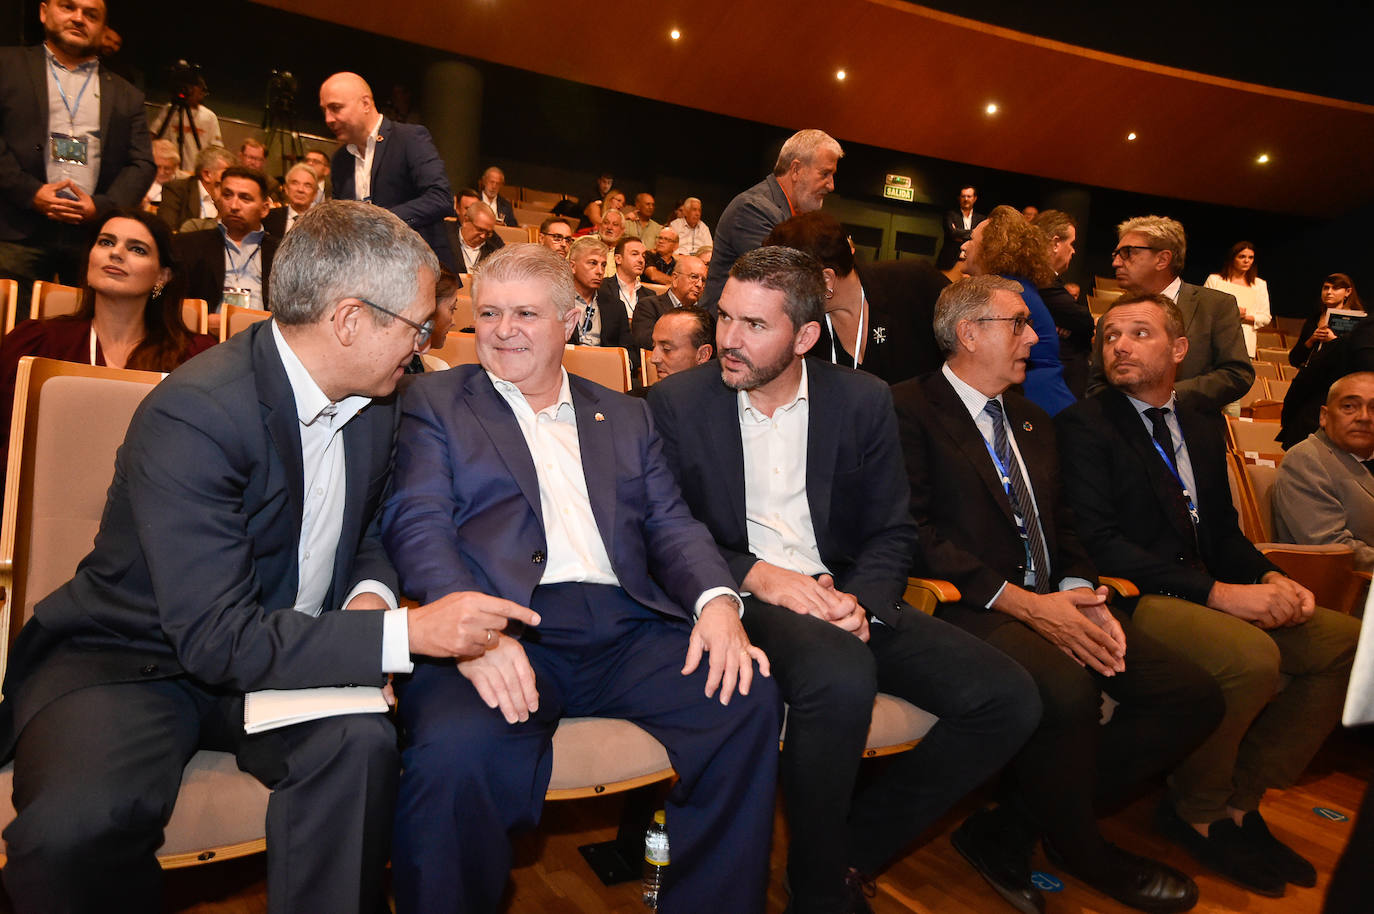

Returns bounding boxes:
[48,54,95,130]
[824,288,867,369]
[225,238,261,283]
[88,327,99,366]
[1149,437,1200,525]
[978,428,1037,572]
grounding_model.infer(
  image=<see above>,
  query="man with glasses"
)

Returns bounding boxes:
[891,275,1222,914]
[643,226,679,284]
[0,202,539,914]
[1088,215,1253,413]
[453,199,503,274]
[631,254,707,351]
[537,215,574,257]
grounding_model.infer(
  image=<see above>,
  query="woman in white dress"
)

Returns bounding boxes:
[1204,241,1270,357]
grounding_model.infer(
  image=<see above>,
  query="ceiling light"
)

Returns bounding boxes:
[1127,132,1137,141]
[836,69,846,81]
[985,102,999,115]
[669,28,681,40]
[1256,153,1271,164]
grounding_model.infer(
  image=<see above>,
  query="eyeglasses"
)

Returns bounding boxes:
[1111,244,1160,260]
[974,315,1030,335]
[541,232,573,244]
[357,298,434,348]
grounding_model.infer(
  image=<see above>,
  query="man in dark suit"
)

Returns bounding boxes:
[477,165,517,226]
[650,248,1037,914]
[0,202,537,914]
[698,128,843,314]
[445,199,504,274]
[1087,215,1253,413]
[381,243,779,914]
[1058,292,1359,899]
[157,144,236,233]
[0,0,155,310]
[319,71,455,271]
[569,235,633,354]
[596,236,654,375]
[262,162,319,237]
[892,275,1222,914]
[631,253,707,351]
[937,184,985,270]
[173,166,277,313]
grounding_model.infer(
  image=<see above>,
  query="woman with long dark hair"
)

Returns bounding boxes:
[1204,241,1270,358]
[1289,273,1363,368]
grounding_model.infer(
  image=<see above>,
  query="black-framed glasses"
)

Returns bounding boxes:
[357,298,434,348]
[974,315,1030,335]
[1111,244,1160,260]
[541,232,573,244]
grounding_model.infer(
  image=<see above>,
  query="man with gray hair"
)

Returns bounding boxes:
[382,242,780,914]
[477,165,516,226]
[264,162,321,236]
[667,196,711,257]
[1088,214,1253,413]
[0,201,539,914]
[450,199,504,274]
[158,143,237,232]
[698,128,844,314]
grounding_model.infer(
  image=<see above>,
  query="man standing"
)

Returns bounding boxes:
[477,165,516,226]
[699,129,843,314]
[893,276,1222,914]
[319,71,455,271]
[652,250,1038,914]
[631,254,706,351]
[937,185,985,270]
[0,0,154,308]
[0,202,537,914]
[624,191,662,248]
[381,243,780,914]
[263,162,318,236]
[174,165,276,313]
[647,306,714,380]
[1088,216,1253,412]
[1059,293,1359,898]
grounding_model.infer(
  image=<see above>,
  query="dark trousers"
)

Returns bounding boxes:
[2,676,398,914]
[937,602,1225,869]
[0,220,91,320]
[391,583,780,914]
[743,599,1040,914]
[1325,751,1374,914]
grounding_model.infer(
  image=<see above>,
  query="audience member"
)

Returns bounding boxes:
[643,227,678,283]
[142,138,183,210]
[963,205,1075,415]
[651,248,1038,914]
[380,242,779,914]
[583,189,625,229]
[579,172,614,227]
[239,137,268,172]
[697,244,713,269]
[477,166,516,226]
[596,208,625,247]
[764,211,948,385]
[303,149,332,204]
[937,184,985,270]
[893,276,1222,914]
[0,0,155,307]
[568,236,630,353]
[1021,205,1039,221]
[150,71,221,172]
[0,201,500,914]
[699,129,842,313]
[647,306,713,380]
[1058,292,1358,899]
[173,166,276,312]
[1279,276,1370,449]
[1272,371,1374,570]
[158,144,236,232]
[1290,273,1363,368]
[595,237,652,376]
[1032,209,1095,398]
[454,187,480,216]
[669,196,713,259]
[449,201,504,275]
[1203,242,1271,358]
[624,192,662,247]
[631,255,706,351]
[536,215,574,257]
[1088,215,1253,413]
[263,163,318,236]
[320,71,455,271]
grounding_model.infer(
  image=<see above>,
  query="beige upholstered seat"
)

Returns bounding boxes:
[428,330,479,368]
[563,344,631,393]
[182,298,209,335]
[218,304,271,342]
[9,282,82,333]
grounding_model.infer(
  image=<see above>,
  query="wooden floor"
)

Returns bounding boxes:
[3,729,1368,914]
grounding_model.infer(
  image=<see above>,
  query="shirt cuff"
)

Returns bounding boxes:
[381,609,414,674]
[695,587,744,619]
[1058,577,1095,593]
[985,580,1008,610]
[344,579,398,611]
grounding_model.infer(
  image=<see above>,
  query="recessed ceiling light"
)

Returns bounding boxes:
[669,28,681,40]
[1127,132,1137,141]
[1256,153,1271,164]
[985,102,999,115]
[836,69,847,81]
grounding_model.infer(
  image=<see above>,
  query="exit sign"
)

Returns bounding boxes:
[885,174,912,187]
[883,184,915,202]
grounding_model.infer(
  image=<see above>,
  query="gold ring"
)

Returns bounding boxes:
[485,629,496,645]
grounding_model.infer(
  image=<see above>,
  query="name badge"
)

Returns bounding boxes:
[50,133,89,165]
[222,289,251,310]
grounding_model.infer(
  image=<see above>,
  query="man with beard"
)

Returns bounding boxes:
[174,165,277,313]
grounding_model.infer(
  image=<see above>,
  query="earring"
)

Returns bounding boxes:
[151,281,165,298]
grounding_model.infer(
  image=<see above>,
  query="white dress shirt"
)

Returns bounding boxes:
[222,226,266,310]
[668,218,712,256]
[460,239,483,273]
[346,113,385,202]
[43,45,100,193]
[197,180,217,218]
[616,275,641,317]
[270,322,410,672]
[481,192,506,224]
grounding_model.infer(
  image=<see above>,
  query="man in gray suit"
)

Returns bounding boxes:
[1273,371,1374,570]
[698,129,843,314]
[1087,215,1253,412]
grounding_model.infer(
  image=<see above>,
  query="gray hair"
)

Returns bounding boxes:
[284,162,319,186]
[729,246,826,331]
[773,129,844,177]
[269,201,438,326]
[464,200,497,223]
[194,144,237,175]
[474,244,577,319]
[151,138,179,162]
[1118,215,1187,272]
[933,275,1025,356]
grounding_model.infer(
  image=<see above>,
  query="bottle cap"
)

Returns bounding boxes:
[653,809,666,825]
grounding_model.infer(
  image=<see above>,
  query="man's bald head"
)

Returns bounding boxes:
[319,72,377,149]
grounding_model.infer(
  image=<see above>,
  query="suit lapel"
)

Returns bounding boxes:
[1003,396,1056,553]
[706,374,750,540]
[97,67,114,156]
[370,117,393,190]
[924,373,1015,526]
[463,370,542,520]
[26,47,46,125]
[1104,389,1198,544]
[331,403,376,608]
[805,365,838,541]
[570,380,619,561]
[255,325,305,543]
[1175,283,1202,336]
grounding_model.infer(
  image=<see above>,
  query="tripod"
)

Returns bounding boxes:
[262,72,304,180]
[154,90,202,169]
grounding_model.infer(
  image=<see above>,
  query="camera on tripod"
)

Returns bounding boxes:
[266,70,297,116]
[166,59,204,103]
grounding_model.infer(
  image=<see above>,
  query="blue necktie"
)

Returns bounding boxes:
[985,399,1052,593]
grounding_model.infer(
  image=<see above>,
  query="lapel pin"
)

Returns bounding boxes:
[1022,421,1033,432]
[594,412,605,422]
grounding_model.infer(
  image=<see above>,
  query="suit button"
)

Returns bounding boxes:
[531,551,545,564]
[140,664,159,676]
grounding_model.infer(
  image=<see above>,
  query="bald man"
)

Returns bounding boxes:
[320,71,455,271]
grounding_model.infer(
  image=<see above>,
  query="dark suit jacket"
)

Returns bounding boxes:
[443,217,503,273]
[0,44,155,242]
[381,365,733,618]
[1088,282,1253,413]
[261,204,309,238]
[631,290,683,352]
[483,193,517,227]
[891,370,1097,611]
[173,226,279,312]
[937,209,985,269]
[331,117,455,271]
[0,321,398,754]
[699,174,793,314]
[649,360,916,625]
[593,278,648,374]
[811,260,948,385]
[156,175,205,232]
[1056,388,1278,605]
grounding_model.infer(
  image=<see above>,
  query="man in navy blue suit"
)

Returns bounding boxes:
[381,244,780,914]
[319,72,455,271]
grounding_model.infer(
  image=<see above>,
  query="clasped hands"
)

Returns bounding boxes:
[33,180,96,224]
[999,584,1126,677]
[742,563,870,642]
[1209,573,1315,630]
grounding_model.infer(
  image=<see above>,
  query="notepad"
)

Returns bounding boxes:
[244,686,389,734]
[1341,587,1374,727]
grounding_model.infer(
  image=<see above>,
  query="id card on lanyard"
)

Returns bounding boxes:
[48,55,94,166]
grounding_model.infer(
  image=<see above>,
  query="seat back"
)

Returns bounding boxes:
[181,298,209,335]
[1255,347,1290,366]
[495,224,528,246]
[1252,360,1279,380]
[428,330,479,369]
[1242,459,1280,541]
[1266,378,1291,401]
[1255,328,1286,349]
[1225,449,1265,542]
[563,345,631,392]
[0,279,15,346]
[641,351,658,387]
[220,304,271,341]
[1226,417,1284,462]
[0,358,162,678]
[26,281,82,329]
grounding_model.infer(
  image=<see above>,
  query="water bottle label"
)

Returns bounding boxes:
[644,835,670,866]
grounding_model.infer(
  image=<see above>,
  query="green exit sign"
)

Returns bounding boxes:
[885,174,912,187]
[883,184,914,202]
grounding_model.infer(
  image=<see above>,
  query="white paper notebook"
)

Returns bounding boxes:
[244,686,389,735]
[1341,587,1374,727]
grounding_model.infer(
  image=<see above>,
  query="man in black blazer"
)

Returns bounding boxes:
[936,184,985,270]
[320,72,455,271]
[569,235,633,355]
[476,165,517,226]
[172,166,277,313]
[1058,292,1359,899]
[892,275,1221,914]
[630,253,707,351]
[0,202,537,914]
[0,2,154,309]
[596,236,654,376]
[445,199,504,275]
[651,248,1038,914]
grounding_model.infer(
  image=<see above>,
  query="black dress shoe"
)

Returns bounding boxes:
[950,808,1045,914]
[1153,802,1284,898]
[1052,841,1200,913]
[842,867,876,914]
[1240,810,1317,887]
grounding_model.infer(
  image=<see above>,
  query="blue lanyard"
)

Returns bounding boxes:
[978,427,1034,541]
[224,238,261,283]
[47,54,95,129]
[1149,437,1200,526]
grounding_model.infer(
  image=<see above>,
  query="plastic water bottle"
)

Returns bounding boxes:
[642,809,669,909]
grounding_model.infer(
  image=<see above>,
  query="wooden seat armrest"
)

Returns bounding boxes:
[1099,576,1139,599]
[904,577,961,604]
